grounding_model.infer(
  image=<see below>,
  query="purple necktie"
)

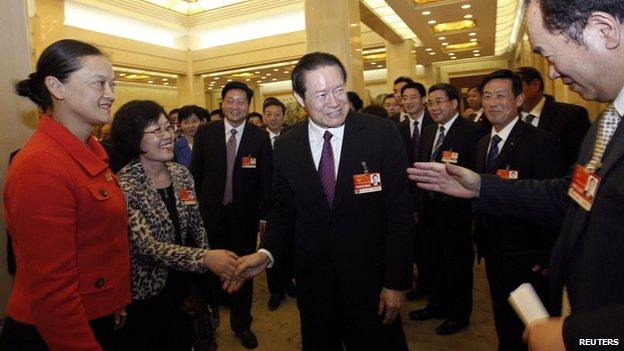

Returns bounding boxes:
[318,130,336,206]
[412,120,420,162]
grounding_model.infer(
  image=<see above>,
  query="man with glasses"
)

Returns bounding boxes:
[190,81,272,349]
[408,83,485,335]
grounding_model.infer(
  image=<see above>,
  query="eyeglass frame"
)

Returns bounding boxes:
[144,124,175,137]
[425,99,451,108]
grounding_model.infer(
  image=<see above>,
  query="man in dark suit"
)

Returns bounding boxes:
[464,85,492,129]
[474,69,566,351]
[389,76,414,124]
[515,66,590,170]
[190,81,272,349]
[396,82,434,301]
[260,96,294,310]
[407,1,624,349]
[408,83,486,335]
[233,52,414,350]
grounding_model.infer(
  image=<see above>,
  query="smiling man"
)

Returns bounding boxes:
[234,52,414,350]
[407,1,624,350]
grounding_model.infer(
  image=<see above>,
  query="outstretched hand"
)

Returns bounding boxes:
[235,252,270,280]
[407,162,481,199]
[203,249,239,279]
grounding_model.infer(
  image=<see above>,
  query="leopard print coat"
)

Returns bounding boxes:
[118,160,209,300]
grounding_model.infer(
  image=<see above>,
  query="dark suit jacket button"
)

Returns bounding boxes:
[99,188,108,196]
[95,278,105,288]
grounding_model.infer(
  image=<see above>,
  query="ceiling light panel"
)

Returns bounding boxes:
[433,19,476,33]
[362,0,422,44]
[495,0,524,55]
[142,0,247,15]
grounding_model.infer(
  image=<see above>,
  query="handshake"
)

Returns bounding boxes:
[202,250,272,293]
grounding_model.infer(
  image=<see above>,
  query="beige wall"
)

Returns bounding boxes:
[1,0,38,318]
[113,82,181,115]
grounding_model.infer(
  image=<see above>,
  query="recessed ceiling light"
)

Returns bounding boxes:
[474,53,481,57]
[429,52,436,55]
[464,14,473,19]
[438,36,446,40]
[272,78,277,81]
[441,42,449,46]
[461,4,471,9]
[213,77,219,80]
[220,85,224,88]
[162,78,168,81]
[256,80,262,83]
[451,56,457,60]
[266,73,271,76]
[163,82,169,85]
[255,71,260,74]
[422,11,431,15]
[448,53,455,56]
[470,38,478,42]
[428,20,437,25]
[283,70,289,74]
[469,32,477,36]
[411,50,416,53]
[147,80,153,83]
[370,61,376,65]
[227,79,232,82]
[273,68,279,71]
[473,49,480,53]
[245,78,250,81]
[425,48,433,51]
[119,73,126,77]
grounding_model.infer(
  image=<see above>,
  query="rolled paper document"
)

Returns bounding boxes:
[508,283,550,326]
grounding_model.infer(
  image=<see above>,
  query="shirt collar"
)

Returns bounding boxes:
[528,96,547,117]
[408,110,425,124]
[266,127,281,138]
[613,86,624,117]
[438,113,459,132]
[224,118,246,135]
[308,117,345,143]
[490,116,520,141]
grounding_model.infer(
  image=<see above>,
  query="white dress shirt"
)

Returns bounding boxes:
[307,118,345,179]
[224,119,246,152]
[521,96,546,127]
[431,113,460,158]
[487,117,520,155]
[408,110,425,137]
[473,108,484,122]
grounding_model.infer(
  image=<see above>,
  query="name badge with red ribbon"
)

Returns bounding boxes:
[241,156,257,168]
[178,187,197,205]
[353,172,382,194]
[568,164,600,211]
[441,151,459,164]
[496,169,519,180]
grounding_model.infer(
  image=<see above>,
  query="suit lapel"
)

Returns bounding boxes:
[537,96,555,130]
[236,123,254,161]
[491,121,523,171]
[476,136,489,173]
[332,114,363,211]
[421,124,436,161]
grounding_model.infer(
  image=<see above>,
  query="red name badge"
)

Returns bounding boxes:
[441,151,459,164]
[178,188,197,205]
[353,172,382,194]
[496,169,519,180]
[241,156,257,168]
[568,164,601,211]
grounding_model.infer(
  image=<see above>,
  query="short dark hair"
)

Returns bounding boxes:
[401,82,427,99]
[534,0,624,45]
[263,97,286,114]
[382,93,395,103]
[15,39,103,111]
[361,104,389,119]
[247,112,263,122]
[515,66,545,92]
[481,69,524,97]
[168,108,180,117]
[347,91,364,111]
[222,81,253,101]
[393,76,414,86]
[292,52,347,97]
[210,109,222,117]
[109,100,167,167]
[428,83,460,104]
[178,105,209,122]
[468,85,482,94]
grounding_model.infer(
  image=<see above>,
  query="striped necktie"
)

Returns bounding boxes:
[587,104,621,170]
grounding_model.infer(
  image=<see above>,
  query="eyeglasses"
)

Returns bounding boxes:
[425,99,450,108]
[145,125,175,137]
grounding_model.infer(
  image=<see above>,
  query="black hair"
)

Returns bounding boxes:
[393,76,414,86]
[263,97,286,114]
[515,66,545,92]
[481,69,524,97]
[168,108,180,117]
[468,85,482,94]
[178,105,209,122]
[347,91,364,111]
[361,104,389,119]
[109,100,167,167]
[15,39,103,111]
[428,83,460,104]
[221,81,253,101]
[534,0,624,45]
[210,109,222,117]
[382,93,395,103]
[292,52,347,97]
[247,112,263,122]
[400,82,427,99]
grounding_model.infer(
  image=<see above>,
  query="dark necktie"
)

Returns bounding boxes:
[485,134,502,171]
[430,126,446,161]
[318,131,336,206]
[587,103,621,170]
[524,113,536,126]
[412,120,420,162]
[223,129,237,205]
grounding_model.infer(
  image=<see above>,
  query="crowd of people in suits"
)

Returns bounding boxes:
[5,1,624,350]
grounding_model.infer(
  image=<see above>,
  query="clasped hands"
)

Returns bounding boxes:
[203,250,271,293]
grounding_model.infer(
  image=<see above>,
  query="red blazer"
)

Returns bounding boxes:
[3,116,131,351]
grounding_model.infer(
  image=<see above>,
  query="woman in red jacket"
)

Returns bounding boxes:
[0,39,131,350]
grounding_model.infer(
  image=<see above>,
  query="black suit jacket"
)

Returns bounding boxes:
[190,121,272,247]
[472,110,492,130]
[389,112,402,124]
[397,111,433,164]
[421,116,485,216]
[474,120,565,273]
[476,115,624,348]
[536,94,590,170]
[261,111,414,329]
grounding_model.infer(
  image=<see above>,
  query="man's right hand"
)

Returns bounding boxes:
[407,162,481,199]
[234,252,270,280]
[203,249,239,279]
